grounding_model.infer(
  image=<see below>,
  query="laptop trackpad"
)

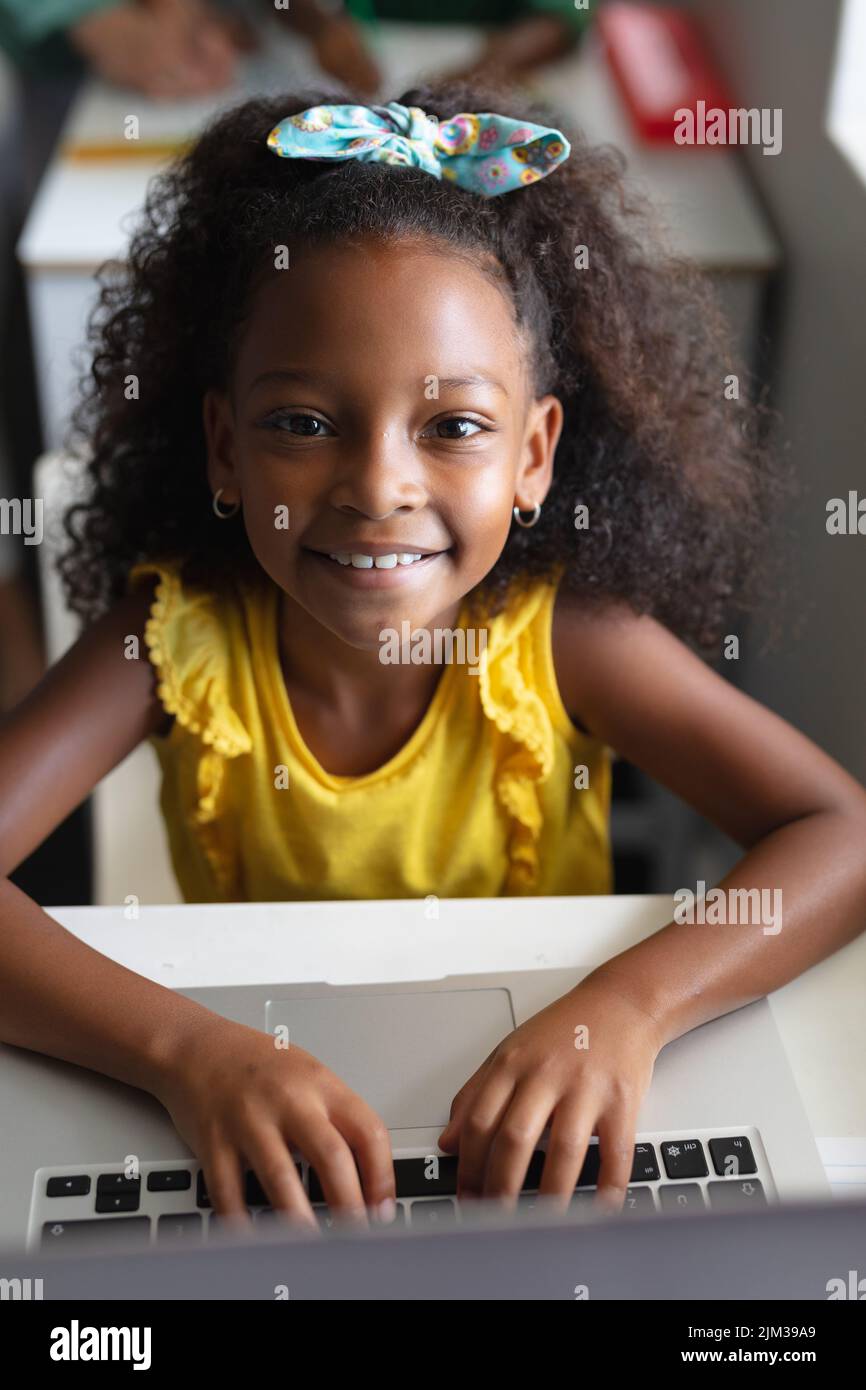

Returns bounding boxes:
[265,989,515,1129]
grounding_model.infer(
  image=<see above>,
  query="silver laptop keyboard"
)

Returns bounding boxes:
[30,1126,775,1252]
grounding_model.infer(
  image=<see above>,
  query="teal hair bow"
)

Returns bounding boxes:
[266,101,570,197]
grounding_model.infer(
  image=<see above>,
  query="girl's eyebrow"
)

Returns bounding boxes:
[249,369,508,395]
[438,375,508,395]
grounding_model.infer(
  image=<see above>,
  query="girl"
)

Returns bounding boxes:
[1,84,864,1233]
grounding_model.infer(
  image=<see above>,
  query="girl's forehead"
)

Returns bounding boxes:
[236,239,527,383]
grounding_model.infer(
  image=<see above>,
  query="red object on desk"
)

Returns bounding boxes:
[597,2,734,145]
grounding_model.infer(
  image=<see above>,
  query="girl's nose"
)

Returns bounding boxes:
[328,430,427,517]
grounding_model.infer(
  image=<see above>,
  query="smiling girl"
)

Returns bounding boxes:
[1,85,865,1231]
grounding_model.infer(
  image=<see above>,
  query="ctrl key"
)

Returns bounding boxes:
[41,1218,150,1252]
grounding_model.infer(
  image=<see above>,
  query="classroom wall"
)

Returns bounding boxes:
[681,0,866,786]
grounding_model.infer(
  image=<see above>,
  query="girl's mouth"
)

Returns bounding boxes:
[303,549,448,585]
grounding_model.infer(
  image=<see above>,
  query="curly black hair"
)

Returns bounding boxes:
[60,79,792,653]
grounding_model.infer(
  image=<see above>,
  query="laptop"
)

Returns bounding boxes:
[0,962,830,1260]
[9,1194,864,1301]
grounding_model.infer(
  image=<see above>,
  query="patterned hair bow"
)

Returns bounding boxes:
[266,101,570,197]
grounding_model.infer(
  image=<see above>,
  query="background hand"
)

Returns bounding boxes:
[312,14,382,98]
[69,0,241,100]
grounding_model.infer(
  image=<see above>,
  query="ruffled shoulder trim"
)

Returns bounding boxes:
[476,575,561,895]
[128,560,252,895]
[129,561,252,760]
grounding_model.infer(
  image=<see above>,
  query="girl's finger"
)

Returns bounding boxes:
[594,1103,640,1212]
[439,1049,499,1149]
[537,1095,597,1205]
[330,1100,397,1223]
[239,1123,319,1231]
[482,1080,556,1206]
[453,1067,516,1199]
[300,1117,369,1224]
[203,1143,251,1227]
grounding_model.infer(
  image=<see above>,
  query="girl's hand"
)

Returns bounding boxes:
[152,1015,397,1231]
[438,973,664,1211]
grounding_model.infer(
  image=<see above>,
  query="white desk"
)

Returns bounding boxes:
[50,894,866,1143]
[19,23,779,450]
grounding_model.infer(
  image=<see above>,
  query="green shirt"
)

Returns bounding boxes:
[0,0,116,73]
[348,0,591,32]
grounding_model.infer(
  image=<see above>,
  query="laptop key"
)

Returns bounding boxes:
[95,1191,140,1214]
[209,1211,253,1237]
[245,1171,269,1207]
[96,1173,141,1196]
[575,1145,601,1187]
[524,1152,546,1189]
[148,1170,192,1193]
[312,1204,335,1232]
[630,1144,660,1182]
[707,1179,766,1211]
[622,1186,655,1213]
[309,1204,373,1231]
[392,1157,459,1199]
[255,1203,321,1228]
[199,1165,303,1210]
[41,1218,150,1251]
[660,1140,708,1180]
[46,1175,91,1198]
[659,1183,706,1214]
[708,1136,757,1178]
[157,1213,203,1242]
[537,1142,656,1187]
[518,1192,544,1213]
[410,1198,457,1226]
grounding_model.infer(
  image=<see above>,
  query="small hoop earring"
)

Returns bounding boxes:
[513,503,541,529]
[212,488,240,519]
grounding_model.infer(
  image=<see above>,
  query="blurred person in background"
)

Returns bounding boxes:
[0,1,590,98]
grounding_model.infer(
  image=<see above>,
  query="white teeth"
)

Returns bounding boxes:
[327,552,425,568]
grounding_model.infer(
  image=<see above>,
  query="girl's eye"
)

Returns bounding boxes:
[263,411,334,437]
[428,417,485,440]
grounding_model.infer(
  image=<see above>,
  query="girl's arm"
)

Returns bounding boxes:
[0,585,202,1091]
[0,590,397,1224]
[439,594,866,1208]
[551,593,866,1042]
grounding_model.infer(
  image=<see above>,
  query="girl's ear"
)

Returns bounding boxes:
[514,394,564,510]
[203,388,240,498]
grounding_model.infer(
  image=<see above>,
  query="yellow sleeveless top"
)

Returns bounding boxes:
[128,561,613,903]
